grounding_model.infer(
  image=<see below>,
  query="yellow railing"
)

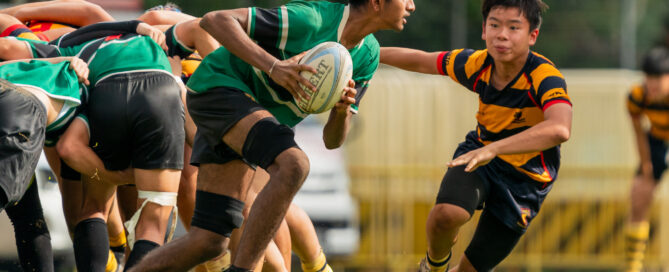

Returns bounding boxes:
[324,67,669,271]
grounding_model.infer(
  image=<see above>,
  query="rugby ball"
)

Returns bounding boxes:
[296,42,353,114]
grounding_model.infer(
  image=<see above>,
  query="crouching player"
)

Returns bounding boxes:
[624,46,669,272]
[0,56,89,271]
[380,0,572,270]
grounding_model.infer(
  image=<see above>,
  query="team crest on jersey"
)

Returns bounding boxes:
[512,111,526,124]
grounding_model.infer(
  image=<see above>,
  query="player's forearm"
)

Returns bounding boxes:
[487,119,571,156]
[380,47,440,74]
[201,10,276,74]
[323,109,353,149]
[631,116,652,167]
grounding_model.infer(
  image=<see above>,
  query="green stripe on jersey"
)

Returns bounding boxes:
[188,0,380,127]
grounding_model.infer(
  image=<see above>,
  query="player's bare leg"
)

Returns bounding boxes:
[286,203,331,272]
[625,174,656,272]
[421,204,470,271]
[128,161,255,272]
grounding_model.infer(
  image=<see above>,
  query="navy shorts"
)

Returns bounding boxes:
[436,131,554,234]
[637,132,668,181]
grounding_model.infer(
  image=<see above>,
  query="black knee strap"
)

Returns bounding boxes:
[242,117,298,169]
[191,191,244,237]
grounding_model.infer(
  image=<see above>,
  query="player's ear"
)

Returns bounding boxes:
[481,21,487,40]
[529,28,539,46]
[371,0,381,12]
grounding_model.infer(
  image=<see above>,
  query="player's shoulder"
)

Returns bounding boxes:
[629,84,645,101]
[527,51,563,78]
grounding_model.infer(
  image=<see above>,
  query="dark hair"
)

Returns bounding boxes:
[481,0,548,31]
[348,0,389,8]
[642,47,669,75]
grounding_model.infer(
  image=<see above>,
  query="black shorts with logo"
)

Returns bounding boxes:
[187,87,264,168]
[0,79,46,208]
[436,131,554,234]
[88,71,184,171]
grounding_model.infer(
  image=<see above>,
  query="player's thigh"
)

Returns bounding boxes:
[134,168,180,193]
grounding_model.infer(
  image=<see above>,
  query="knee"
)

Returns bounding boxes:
[428,204,471,232]
[271,148,310,189]
[192,231,227,259]
[55,136,82,161]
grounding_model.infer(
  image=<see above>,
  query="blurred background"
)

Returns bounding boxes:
[0,0,668,271]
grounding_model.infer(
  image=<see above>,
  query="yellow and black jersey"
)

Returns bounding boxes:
[181,53,202,84]
[627,85,669,140]
[0,24,45,41]
[437,49,572,183]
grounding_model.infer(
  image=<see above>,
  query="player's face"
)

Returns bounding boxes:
[379,0,415,31]
[482,7,538,63]
[646,74,669,100]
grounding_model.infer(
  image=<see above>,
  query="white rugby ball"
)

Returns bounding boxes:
[296,41,353,114]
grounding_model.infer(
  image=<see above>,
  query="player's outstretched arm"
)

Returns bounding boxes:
[449,103,572,172]
[200,9,316,99]
[13,1,114,27]
[630,113,653,178]
[380,47,443,75]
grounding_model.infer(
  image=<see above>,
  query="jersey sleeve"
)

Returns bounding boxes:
[436,49,489,91]
[247,2,318,51]
[627,86,645,115]
[530,64,571,111]
[350,41,380,114]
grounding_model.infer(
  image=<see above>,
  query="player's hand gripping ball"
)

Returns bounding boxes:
[295,42,353,114]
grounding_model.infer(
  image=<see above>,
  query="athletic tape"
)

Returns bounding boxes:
[124,190,178,249]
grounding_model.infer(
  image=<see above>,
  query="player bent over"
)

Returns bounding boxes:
[0,56,89,271]
[380,0,572,270]
[624,47,669,272]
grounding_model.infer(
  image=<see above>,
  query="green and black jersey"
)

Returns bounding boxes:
[53,34,172,85]
[187,0,380,127]
[0,59,85,146]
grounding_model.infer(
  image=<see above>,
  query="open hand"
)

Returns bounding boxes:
[448,146,497,172]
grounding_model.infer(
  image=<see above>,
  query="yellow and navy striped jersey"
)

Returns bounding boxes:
[627,85,669,140]
[437,49,571,183]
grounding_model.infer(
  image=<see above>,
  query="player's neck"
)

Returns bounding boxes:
[491,50,529,89]
[340,6,376,49]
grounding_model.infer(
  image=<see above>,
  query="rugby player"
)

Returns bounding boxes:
[380,0,572,270]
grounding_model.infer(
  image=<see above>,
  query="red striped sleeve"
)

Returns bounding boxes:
[436,51,448,75]
[542,99,572,111]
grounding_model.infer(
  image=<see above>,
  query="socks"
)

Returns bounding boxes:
[109,231,127,269]
[426,251,451,272]
[625,221,650,272]
[301,249,331,272]
[74,218,110,272]
[123,239,159,271]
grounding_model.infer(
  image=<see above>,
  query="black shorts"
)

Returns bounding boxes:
[0,79,46,207]
[637,132,668,181]
[88,71,184,170]
[187,87,264,167]
[436,131,554,234]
